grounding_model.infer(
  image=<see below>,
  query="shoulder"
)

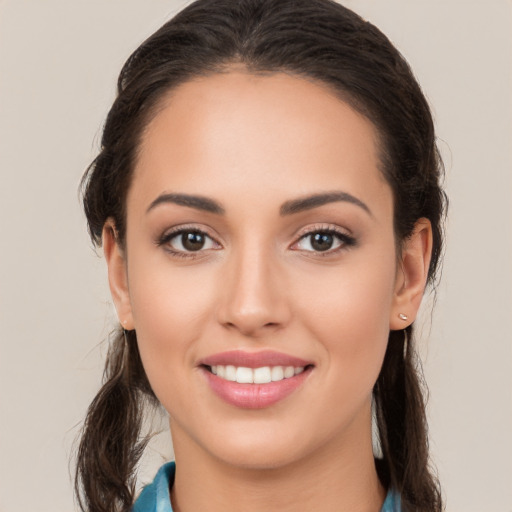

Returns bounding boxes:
[133,462,176,512]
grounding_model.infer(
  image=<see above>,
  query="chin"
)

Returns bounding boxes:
[195,417,323,471]
[212,442,306,471]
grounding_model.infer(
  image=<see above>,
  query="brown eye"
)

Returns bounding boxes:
[297,231,340,252]
[294,229,355,254]
[310,233,334,251]
[164,229,218,253]
[182,232,206,251]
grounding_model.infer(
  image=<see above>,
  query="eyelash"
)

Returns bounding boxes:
[156,224,356,259]
[156,225,220,259]
[292,224,356,257]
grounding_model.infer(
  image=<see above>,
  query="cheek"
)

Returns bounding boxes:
[299,247,396,331]
[295,250,396,394]
[126,254,218,402]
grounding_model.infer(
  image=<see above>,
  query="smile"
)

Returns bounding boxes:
[200,350,314,409]
[209,365,305,384]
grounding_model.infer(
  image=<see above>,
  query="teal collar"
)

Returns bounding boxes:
[133,462,401,511]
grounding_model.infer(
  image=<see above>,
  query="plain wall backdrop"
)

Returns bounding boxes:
[0,1,511,510]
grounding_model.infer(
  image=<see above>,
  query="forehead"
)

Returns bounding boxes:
[131,71,391,217]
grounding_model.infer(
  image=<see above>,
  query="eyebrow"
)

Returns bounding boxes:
[146,193,225,215]
[280,191,373,217]
[146,190,372,217]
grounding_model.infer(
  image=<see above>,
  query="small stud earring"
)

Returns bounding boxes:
[399,313,408,321]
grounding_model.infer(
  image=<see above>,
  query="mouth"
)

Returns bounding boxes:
[199,350,314,409]
[203,364,310,384]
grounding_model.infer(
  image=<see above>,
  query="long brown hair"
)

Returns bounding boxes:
[77,1,446,510]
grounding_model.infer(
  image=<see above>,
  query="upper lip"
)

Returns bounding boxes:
[200,350,313,369]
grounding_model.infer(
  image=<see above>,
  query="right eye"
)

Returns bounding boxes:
[166,230,218,252]
[157,228,221,258]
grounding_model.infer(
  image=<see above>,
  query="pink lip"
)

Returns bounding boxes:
[199,350,314,409]
[200,349,311,369]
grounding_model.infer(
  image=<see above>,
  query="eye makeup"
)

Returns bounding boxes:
[155,220,357,261]
[155,224,222,259]
[291,223,357,258]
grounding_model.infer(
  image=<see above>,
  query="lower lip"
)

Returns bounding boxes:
[202,367,312,409]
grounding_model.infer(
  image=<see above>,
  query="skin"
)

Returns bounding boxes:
[104,71,432,512]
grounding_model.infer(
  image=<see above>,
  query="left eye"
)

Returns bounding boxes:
[295,231,346,252]
[167,230,217,252]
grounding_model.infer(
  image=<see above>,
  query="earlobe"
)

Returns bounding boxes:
[390,218,433,330]
[102,220,134,330]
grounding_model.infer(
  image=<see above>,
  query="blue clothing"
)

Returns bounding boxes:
[133,461,402,511]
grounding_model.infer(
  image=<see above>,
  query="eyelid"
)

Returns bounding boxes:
[293,223,353,240]
[156,224,223,254]
[156,222,355,257]
[290,223,356,253]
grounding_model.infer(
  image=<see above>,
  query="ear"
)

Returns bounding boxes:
[390,218,433,330]
[102,219,134,330]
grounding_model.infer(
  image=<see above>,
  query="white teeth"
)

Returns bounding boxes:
[284,366,295,378]
[253,366,272,384]
[210,364,306,383]
[271,366,284,381]
[236,367,253,383]
[225,365,236,382]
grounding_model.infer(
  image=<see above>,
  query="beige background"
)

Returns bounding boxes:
[1,1,511,511]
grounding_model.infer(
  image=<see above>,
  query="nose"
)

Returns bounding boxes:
[216,242,290,338]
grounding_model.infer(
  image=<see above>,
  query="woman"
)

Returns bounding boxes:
[76,0,446,510]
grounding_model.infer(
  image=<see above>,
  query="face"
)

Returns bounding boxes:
[106,71,429,470]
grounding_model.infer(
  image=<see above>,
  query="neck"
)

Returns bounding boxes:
[169,416,386,512]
